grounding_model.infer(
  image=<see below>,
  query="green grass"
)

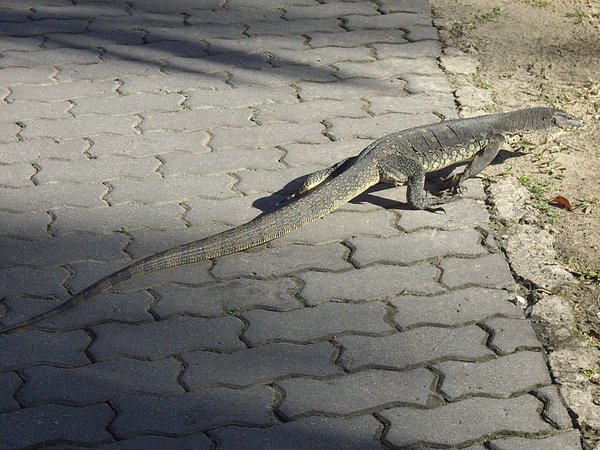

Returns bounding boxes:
[478,7,504,23]
[518,175,561,223]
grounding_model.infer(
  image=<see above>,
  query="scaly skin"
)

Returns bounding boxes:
[0,107,583,334]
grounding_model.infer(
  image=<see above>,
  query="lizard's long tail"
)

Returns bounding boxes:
[0,162,380,334]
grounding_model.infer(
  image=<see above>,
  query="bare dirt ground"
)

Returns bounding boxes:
[431,0,599,445]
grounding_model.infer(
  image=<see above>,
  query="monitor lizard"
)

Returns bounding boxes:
[0,107,584,334]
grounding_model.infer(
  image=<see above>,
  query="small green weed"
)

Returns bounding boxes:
[518,175,561,222]
[574,196,599,214]
[478,7,504,23]
[529,0,552,7]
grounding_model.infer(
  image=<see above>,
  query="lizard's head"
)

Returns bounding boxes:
[510,107,584,144]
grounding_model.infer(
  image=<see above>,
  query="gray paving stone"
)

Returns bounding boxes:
[368,92,456,116]
[229,0,314,7]
[51,203,186,234]
[186,84,296,109]
[308,30,407,48]
[0,233,127,266]
[299,264,443,305]
[107,174,234,204]
[272,47,374,67]
[182,342,341,389]
[20,358,183,405]
[139,107,252,132]
[35,156,161,184]
[167,53,272,75]
[234,165,322,194]
[328,112,440,140]
[3,181,104,213]
[88,130,210,158]
[110,387,275,438]
[404,74,453,93]
[187,7,282,25]
[160,147,281,176]
[278,368,437,417]
[243,302,393,344]
[22,291,154,331]
[0,36,42,52]
[0,122,20,142]
[0,137,89,163]
[345,12,432,30]
[391,287,522,328]
[281,139,367,167]
[405,25,439,41]
[436,351,551,400]
[49,28,146,47]
[0,403,113,449]
[119,72,228,94]
[336,58,439,80]
[184,194,264,227]
[98,434,212,449]
[0,18,88,37]
[55,58,161,82]
[381,0,431,14]
[89,316,245,361]
[397,198,489,231]
[440,253,517,289]
[373,41,441,59]
[0,100,70,122]
[253,18,340,36]
[284,3,379,20]
[102,41,206,61]
[8,80,117,102]
[533,385,575,429]
[0,266,67,298]
[256,99,368,124]
[213,243,352,278]
[0,372,21,413]
[0,46,100,69]
[339,325,493,371]
[489,431,582,450]
[208,35,307,53]
[21,114,139,139]
[296,78,407,101]
[0,162,35,187]
[145,24,244,43]
[211,121,327,149]
[381,395,553,447]
[230,64,337,86]
[70,92,182,116]
[485,317,545,355]
[211,415,385,450]
[275,210,401,245]
[153,278,302,318]
[349,229,486,267]
[0,330,90,371]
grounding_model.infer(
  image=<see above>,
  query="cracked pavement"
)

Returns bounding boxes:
[0,0,584,448]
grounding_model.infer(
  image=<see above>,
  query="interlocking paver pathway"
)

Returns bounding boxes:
[0,1,582,448]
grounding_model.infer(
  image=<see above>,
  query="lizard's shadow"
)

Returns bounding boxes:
[251,149,522,214]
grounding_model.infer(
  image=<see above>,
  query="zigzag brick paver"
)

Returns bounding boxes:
[89,316,246,361]
[19,358,184,405]
[153,278,302,318]
[0,0,581,448]
[211,416,384,450]
[110,387,275,438]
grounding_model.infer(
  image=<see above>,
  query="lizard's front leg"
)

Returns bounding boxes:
[449,134,505,193]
